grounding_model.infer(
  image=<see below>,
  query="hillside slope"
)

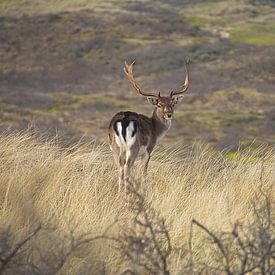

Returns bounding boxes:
[0,0,275,148]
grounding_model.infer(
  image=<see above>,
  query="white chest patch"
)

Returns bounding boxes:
[166,119,172,129]
[156,130,167,145]
[156,120,172,145]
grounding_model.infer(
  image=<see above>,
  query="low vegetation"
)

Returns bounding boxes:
[0,132,274,273]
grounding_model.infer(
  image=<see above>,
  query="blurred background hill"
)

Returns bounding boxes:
[0,0,275,149]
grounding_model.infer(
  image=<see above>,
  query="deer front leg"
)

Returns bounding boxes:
[142,152,151,183]
[143,153,151,177]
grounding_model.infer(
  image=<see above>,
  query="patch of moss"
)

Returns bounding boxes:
[175,35,211,46]
[84,94,135,110]
[220,111,263,126]
[0,0,21,6]
[234,88,275,102]
[198,1,225,11]
[122,35,162,46]
[234,87,261,96]
[43,92,80,113]
[225,150,263,162]
[173,108,272,150]
[187,15,226,28]
[55,35,72,47]
[182,1,232,28]
[206,88,275,112]
[0,102,12,110]
[1,22,18,31]
[43,92,132,114]
[231,23,275,46]
[226,151,239,160]
[176,110,264,137]
[55,15,74,27]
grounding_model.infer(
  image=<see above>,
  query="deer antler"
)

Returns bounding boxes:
[170,57,190,97]
[124,61,159,98]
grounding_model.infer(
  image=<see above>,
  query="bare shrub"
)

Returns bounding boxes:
[0,225,41,274]
[0,221,117,274]
[117,185,171,275]
[189,192,275,274]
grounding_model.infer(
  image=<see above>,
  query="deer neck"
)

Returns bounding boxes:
[151,108,171,143]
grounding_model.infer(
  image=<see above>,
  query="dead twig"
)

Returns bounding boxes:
[0,224,41,273]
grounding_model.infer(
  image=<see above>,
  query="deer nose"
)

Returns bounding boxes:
[165,113,172,119]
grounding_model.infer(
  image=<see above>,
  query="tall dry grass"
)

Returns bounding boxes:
[0,131,274,273]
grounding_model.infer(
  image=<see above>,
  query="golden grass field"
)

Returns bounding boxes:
[0,131,274,273]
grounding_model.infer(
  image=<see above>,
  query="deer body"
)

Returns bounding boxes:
[108,59,190,190]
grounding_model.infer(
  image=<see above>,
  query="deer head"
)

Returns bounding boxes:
[124,58,190,120]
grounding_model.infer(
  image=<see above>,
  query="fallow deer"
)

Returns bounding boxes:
[108,58,190,190]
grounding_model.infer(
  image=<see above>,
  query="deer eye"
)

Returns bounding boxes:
[157,104,162,108]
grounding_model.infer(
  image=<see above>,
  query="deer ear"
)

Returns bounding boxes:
[147,97,158,105]
[172,95,184,105]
